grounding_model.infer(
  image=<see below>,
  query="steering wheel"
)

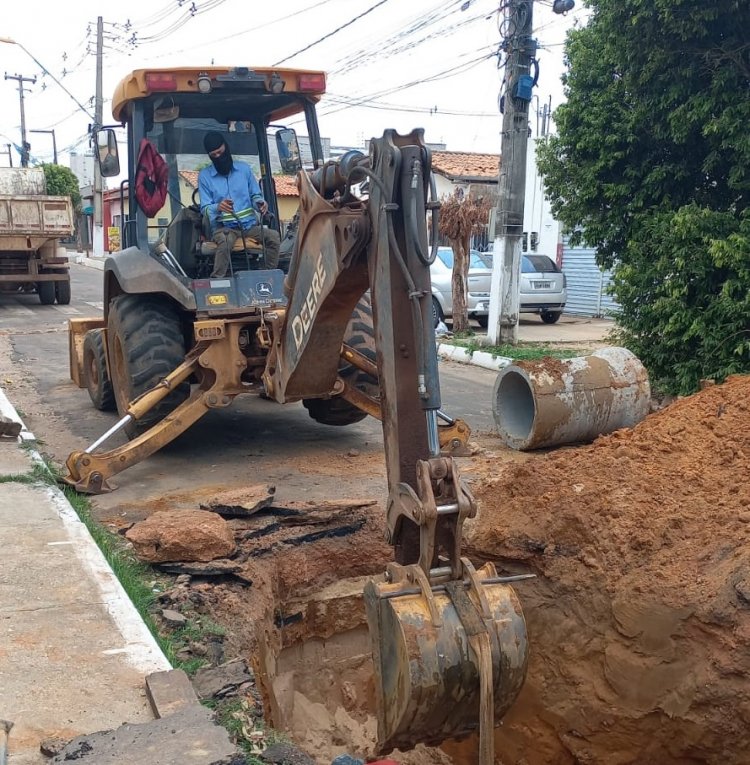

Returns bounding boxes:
[191,187,200,210]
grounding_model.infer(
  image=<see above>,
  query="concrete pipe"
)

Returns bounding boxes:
[492,347,651,450]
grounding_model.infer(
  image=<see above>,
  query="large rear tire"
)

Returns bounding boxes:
[108,294,189,439]
[303,294,379,427]
[83,329,116,411]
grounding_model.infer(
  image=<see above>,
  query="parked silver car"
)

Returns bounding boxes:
[430,246,492,328]
[520,253,567,324]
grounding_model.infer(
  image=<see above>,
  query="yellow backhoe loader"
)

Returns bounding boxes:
[63,66,528,762]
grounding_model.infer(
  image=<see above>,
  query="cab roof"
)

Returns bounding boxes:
[111,66,327,123]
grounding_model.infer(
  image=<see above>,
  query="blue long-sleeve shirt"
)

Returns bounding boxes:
[198,161,265,231]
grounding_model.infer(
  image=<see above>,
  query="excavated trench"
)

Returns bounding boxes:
[241,522,458,765]
[234,377,750,765]
[152,376,750,764]
[257,577,383,760]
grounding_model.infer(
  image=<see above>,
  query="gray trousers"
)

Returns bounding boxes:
[211,225,281,277]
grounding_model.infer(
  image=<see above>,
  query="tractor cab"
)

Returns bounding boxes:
[94,66,326,313]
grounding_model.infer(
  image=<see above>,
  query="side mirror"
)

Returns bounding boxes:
[95,128,120,177]
[275,128,301,174]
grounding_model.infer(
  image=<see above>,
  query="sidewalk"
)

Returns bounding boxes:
[437,315,617,372]
[0,389,170,763]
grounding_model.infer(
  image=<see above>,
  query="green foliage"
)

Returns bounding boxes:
[537,0,750,393]
[610,206,750,394]
[42,163,82,211]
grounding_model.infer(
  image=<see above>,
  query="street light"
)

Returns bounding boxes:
[0,36,94,120]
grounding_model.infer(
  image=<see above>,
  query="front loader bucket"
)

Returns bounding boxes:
[364,562,528,755]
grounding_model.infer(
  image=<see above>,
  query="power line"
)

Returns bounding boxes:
[124,0,338,61]
[274,0,392,66]
[288,50,495,125]
[330,0,483,76]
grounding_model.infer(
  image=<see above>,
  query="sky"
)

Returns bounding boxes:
[0,0,590,169]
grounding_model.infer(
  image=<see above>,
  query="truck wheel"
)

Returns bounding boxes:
[303,294,379,427]
[83,329,115,411]
[37,281,55,305]
[55,277,72,305]
[108,294,189,439]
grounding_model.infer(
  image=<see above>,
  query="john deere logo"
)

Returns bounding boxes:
[257,282,273,297]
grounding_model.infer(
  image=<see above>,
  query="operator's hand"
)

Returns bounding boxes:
[256,200,268,215]
[218,198,234,213]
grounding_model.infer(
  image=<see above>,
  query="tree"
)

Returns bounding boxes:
[438,190,490,333]
[42,163,82,212]
[537,0,750,393]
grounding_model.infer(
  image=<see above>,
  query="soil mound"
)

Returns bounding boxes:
[462,374,750,764]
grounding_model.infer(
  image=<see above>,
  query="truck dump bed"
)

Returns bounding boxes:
[0,195,74,250]
[0,167,74,250]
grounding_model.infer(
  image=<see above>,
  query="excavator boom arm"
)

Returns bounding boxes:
[264,131,528,759]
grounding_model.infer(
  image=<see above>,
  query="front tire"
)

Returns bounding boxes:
[83,329,115,411]
[303,294,378,426]
[108,294,189,439]
[540,310,561,324]
[432,296,444,329]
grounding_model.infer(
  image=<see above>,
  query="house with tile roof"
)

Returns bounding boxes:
[431,151,500,202]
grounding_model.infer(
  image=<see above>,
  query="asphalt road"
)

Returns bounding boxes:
[0,264,507,521]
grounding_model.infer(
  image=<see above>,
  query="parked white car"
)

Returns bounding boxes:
[520,254,567,324]
[430,247,492,328]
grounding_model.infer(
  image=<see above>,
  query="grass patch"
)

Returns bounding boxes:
[57,477,185,666]
[449,335,582,361]
[0,461,55,485]
[204,697,288,764]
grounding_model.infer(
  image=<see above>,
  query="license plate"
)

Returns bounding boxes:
[533,281,552,289]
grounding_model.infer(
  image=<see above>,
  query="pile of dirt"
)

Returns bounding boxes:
[459,374,750,764]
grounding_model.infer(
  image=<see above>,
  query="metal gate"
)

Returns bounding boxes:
[561,243,619,318]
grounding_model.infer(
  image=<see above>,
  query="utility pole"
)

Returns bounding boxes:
[30,129,57,163]
[4,72,36,168]
[487,0,535,345]
[93,16,105,257]
[2,145,12,167]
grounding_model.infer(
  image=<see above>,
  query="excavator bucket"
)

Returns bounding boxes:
[364,561,528,755]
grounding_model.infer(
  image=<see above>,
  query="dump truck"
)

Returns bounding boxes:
[62,66,528,762]
[0,167,74,304]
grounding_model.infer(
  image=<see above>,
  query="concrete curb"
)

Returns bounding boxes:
[0,386,171,675]
[0,387,35,442]
[437,341,513,372]
[70,254,107,271]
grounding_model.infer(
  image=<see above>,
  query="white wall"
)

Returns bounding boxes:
[70,151,95,189]
[523,136,560,261]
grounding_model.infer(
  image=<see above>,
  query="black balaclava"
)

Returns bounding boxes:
[204,131,233,176]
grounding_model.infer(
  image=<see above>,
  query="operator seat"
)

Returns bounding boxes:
[192,194,267,277]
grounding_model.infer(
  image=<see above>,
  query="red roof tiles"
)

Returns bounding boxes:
[431,151,500,181]
[179,170,299,197]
